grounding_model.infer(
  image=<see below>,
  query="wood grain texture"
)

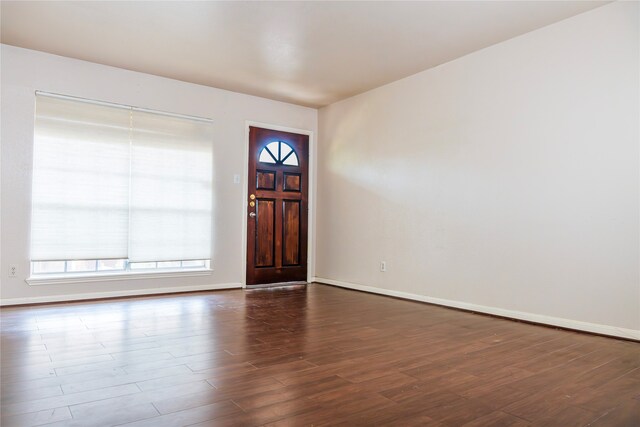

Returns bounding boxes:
[1,284,638,426]
[255,199,275,267]
[283,173,301,192]
[256,171,276,190]
[282,200,300,266]
[246,126,308,285]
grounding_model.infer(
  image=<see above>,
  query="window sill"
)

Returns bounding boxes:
[26,269,213,286]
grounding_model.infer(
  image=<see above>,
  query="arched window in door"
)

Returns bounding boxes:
[258,141,299,166]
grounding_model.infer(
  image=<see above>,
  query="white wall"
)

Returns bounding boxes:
[0,44,317,303]
[316,2,639,338]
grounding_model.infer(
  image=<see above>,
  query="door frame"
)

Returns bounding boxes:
[241,121,315,288]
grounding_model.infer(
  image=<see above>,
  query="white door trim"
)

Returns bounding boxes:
[242,121,316,288]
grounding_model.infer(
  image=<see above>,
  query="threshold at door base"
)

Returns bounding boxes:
[246,281,308,289]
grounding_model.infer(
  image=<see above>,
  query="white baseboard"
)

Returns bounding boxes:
[312,277,639,341]
[0,283,242,306]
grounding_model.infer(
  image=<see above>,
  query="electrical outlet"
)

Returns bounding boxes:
[8,265,17,278]
[380,261,386,272]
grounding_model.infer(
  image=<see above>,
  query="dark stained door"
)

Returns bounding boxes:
[247,127,308,285]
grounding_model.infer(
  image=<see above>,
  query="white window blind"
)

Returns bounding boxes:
[129,110,213,262]
[31,92,213,263]
[32,94,131,261]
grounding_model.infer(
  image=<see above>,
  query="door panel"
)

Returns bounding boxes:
[282,200,300,266]
[283,173,301,192]
[255,199,275,267]
[256,170,276,190]
[247,127,308,285]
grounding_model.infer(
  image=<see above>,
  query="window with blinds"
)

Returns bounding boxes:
[30,92,214,277]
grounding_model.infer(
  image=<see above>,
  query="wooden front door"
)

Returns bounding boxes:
[246,127,308,285]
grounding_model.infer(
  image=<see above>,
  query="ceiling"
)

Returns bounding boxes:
[1,1,608,108]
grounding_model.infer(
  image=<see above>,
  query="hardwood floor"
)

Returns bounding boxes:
[1,284,638,426]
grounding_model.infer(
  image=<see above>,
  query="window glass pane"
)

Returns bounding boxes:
[266,141,279,158]
[32,261,66,274]
[182,260,206,268]
[31,258,210,276]
[282,152,299,166]
[130,262,157,270]
[98,259,126,271]
[259,149,276,164]
[280,143,292,159]
[157,261,181,269]
[259,141,297,165]
[67,260,97,272]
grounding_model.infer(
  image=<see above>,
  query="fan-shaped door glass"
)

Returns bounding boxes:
[258,141,299,166]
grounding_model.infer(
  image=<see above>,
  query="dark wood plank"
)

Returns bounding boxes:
[2,284,638,426]
[586,397,640,427]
